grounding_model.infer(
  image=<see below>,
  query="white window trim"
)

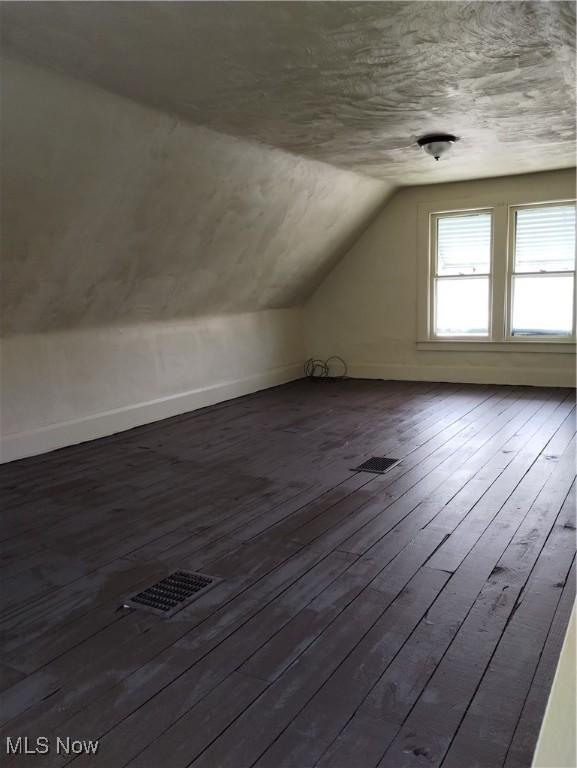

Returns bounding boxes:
[417,195,577,351]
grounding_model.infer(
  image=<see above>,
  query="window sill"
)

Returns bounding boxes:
[416,340,576,354]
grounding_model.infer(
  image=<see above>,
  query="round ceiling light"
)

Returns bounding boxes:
[417,134,459,161]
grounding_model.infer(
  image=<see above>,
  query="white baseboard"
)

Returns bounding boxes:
[348,362,576,388]
[1,363,302,463]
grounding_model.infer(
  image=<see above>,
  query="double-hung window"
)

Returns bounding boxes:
[431,211,492,337]
[509,203,576,339]
[426,200,576,344]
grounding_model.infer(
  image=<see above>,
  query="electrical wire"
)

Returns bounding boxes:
[304,356,348,382]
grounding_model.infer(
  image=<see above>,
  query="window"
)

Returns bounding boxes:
[423,199,576,347]
[509,204,576,338]
[432,211,492,337]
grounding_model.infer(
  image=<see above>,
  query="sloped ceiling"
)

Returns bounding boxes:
[0,57,389,334]
[1,1,575,184]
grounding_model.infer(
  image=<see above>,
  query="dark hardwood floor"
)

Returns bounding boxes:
[0,379,575,768]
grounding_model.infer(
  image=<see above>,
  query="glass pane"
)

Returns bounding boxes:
[514,205,576,273]
[511,275,574,337]
[436,213,491,276]
[435,277,489,336]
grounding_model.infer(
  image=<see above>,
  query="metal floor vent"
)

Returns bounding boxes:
[352,456,400,474]
[123,571,219,617]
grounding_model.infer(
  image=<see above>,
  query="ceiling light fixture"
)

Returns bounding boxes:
[417,134,459,161]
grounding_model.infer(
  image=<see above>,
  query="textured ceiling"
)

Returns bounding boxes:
[1,1,575,184]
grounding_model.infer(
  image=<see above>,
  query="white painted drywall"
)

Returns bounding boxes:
[0,57,390,461]
[0,311,303,462]
[1,57,390,334]
[305,170,577,387]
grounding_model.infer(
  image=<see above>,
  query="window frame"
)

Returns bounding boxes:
[417,195,576,351]
[505,201,576,343]
[429,208,494,341]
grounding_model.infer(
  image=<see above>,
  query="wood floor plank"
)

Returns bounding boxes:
[426,401,575,573]
[356,441,577,734]
[285,391,527,558]
[240,525,450,685]
[0,546,356,763]
[315,711,398,768]
[183,543,452,768]
[373,441,576,768]
[338,389,555,556]
[27,553,357,767]
[0,380,573,768]
[441,486,577,768]
[251,567,450,768]
[59,525,446,766]
[0,538,304,731]
[128,671,269,768]
[504,560,576,768]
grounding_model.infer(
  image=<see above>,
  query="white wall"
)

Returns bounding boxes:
[0,58,389,461]
[0,310,303,462]
[306,169,576,387]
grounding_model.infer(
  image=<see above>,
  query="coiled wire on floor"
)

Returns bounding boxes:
[304,356,348,382]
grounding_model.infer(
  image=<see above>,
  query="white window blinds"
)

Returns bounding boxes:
[437,213,492,275]
[514,205,576,273]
